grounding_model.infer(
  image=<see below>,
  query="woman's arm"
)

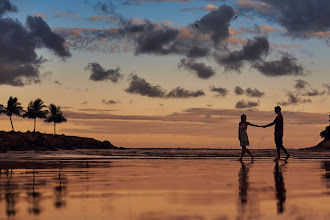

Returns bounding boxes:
[247,122,261,127]
[238,125,241,140]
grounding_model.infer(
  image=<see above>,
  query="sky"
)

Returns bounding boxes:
[0,0,329,148]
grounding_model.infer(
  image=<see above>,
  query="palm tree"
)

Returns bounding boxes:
[44,104,67,135]
[3,97,23,131]
[23,99,48,132]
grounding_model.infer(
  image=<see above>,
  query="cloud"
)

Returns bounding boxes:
[235,86,245,95]
[0,3,70,87]
[201,4,218,11]
[252,53,305,77]
[210,86,228,97]
[54,80,62,86]
[133,21,180,55]
[300,89,326,97]
[278,92,312,106]
[88,15,117,23]
[54,11,80,19]
[235,100,259,109]
[324,83,330,93]
[236,0,272,15]
[193,4,235,46]
[0,0,17,17]
[186,46,209,58]
[27,16,71,58]
[178,58,215,79]
[102,99,117,104]
[85,62,123,82]
[245,87,265,97]
[166,87,205,98]
[294,79,308,89]
[32,13,47,18]
[125,73,167,98]
[215,36,269,71]
[258,0,330,36]
[125,74,204,98]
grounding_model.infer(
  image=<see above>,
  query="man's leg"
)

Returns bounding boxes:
[274,136,281,161]
[277,136,290,159]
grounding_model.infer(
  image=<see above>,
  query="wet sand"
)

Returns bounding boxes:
[0,152,329,219]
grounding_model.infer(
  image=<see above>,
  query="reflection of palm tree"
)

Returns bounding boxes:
[2,97,23,131]
[4,169,18,217]
[54,168,67,208]
[23,99,48,132]
[274,161,286,214]
[44,104,67,135]
[26,169,42,215]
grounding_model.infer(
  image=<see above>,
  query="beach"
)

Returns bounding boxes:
[0,151,329,220]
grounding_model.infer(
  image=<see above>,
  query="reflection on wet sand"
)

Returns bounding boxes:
[274,161,286,214]
[322,161,330,189]
[0,160,328,219]
[54,168,68,209]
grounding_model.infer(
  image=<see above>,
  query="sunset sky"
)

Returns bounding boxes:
[0,0,329,148]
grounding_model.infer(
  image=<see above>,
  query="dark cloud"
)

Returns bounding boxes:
[0,4,70,87]
[245,87,265,98]
[54,80,62,86]
[167,87,205,98]
[278,92,312,106]
[235,100,259,109]
[253,53,305,77]
[102,99,117,105]
[178,58,215,79]
[26,16,71,58]
[186,46,209,58]
[260,0,330,36]
[85,62,123,82]
[300,89,326,97]
[0,0,17,17]
[294,79,308,89]
[133,21,180,55]
[125,73,167,98]
[234,86,245,95]
[210,86,228,97]
[215,37,269,71]
[125,74,204,98]
[193,5,235,46]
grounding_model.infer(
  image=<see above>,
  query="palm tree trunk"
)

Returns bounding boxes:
[9,116,14,131]
[54,123,56,135]
[34,118,36,132]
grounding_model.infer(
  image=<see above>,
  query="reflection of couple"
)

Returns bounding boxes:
[238,106,290,162]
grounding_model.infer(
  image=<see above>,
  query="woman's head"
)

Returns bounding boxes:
[241,114,246,122]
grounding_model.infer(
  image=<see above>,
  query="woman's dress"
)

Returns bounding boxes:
[239,123,249,146]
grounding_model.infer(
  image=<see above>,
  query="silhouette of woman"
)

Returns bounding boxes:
[238,114,261,162]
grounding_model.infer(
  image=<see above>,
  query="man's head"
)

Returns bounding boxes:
[274,106,281,114]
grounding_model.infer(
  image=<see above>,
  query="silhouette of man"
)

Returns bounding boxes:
[263,106,290,161]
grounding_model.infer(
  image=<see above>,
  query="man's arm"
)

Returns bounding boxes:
[263,118,276,128]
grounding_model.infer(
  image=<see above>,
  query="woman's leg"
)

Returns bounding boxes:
[245,147,254,161]
[239,146,246,161]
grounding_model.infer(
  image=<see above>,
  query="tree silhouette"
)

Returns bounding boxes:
[320,126,330,141]
[23,99,48,132]
[44,104,67,135]
[2,97,23,131]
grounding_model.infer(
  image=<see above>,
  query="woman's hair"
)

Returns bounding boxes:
[241,114,246,121]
